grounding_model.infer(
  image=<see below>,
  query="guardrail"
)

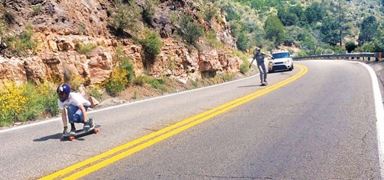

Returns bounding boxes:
[293,52,384,62]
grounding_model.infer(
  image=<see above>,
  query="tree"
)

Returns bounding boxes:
[320,18,340,46]
[305,3,326,24]
[278,8,298,26]
[345,41,357,53]
[358,16,378,45]
[236,31,249,51]
[264,15,285,45]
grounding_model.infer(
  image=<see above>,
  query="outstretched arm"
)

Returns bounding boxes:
[61,109,68,128]
[249,58,255,68]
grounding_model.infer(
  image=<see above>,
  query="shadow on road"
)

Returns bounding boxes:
[33,133,62,142]
[238,84,263,88]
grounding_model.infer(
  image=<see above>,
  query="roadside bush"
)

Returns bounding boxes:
[220,72,235,82]
[0,82,27,126]
[18,83,59,121]
[240,62,249,74]
[345,41,357,53]
[132,75,148,86]
[132,75,167,92]
[0,82,58,127]
[115,46,136,83]
[87,85,104,100]
[147,77,165,90]
[106,67,129,97]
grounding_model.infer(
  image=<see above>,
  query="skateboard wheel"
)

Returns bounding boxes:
[68,136,75,141]
[94,128,99,134]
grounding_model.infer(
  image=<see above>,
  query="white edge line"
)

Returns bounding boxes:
[0,73,259,134]
[360,62,384,179]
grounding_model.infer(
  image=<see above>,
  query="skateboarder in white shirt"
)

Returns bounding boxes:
[57,83,94,136]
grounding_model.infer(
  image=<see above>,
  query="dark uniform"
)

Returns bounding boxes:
[251,50,267,85]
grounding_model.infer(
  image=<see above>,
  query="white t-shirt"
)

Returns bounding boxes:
[58,92,91,110]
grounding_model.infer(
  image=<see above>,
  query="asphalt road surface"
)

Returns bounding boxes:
[0,60,381,179]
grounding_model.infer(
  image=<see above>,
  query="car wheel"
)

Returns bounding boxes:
[289,65,294,71]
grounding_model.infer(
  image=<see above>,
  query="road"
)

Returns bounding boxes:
[0,60,382,179]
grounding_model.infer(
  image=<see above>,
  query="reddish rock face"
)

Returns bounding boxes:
[0,0,243,87]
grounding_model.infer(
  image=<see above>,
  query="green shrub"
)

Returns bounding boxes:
[203,4,218,22]
[222,4,240,21]
[147,78,165,90]
[220,73,235,82]
[0,82,58,126]
[87,85,103,100]
[75,43,97,54]
[178,15,204,45]
[205,30,223,48]
[32,4,42,16]
[110,3,140,36]
[140,32,162,59]
[115,46,136,83]
[132,75,148,86]
[132,75,167,92]
[106,67,129,96]
[240,62,250,74]
[6,26,37,56]
[142,0,159,25]
[345,41,357,53]
[236,31,249,51]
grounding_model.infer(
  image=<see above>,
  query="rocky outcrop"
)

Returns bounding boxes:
[0,0,243,87]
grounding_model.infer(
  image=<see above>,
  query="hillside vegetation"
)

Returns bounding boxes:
[218,0,384,55]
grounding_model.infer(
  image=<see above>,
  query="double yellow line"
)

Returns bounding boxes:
[41,64,308,180]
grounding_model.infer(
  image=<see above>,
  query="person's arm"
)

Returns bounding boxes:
[61,109,68,128]
[249,58,255,68]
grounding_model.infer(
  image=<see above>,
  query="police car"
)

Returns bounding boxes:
[268,51,294,73]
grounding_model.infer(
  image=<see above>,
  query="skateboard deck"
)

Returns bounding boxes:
[62,125,100,141]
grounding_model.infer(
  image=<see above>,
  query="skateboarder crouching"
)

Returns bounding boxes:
[57,83,94,136]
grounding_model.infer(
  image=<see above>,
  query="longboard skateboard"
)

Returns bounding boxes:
[62,125,100,141]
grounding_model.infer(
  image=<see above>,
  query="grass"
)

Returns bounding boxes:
[75,43,97,54]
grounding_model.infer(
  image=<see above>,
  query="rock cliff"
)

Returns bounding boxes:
[0,0,242,87]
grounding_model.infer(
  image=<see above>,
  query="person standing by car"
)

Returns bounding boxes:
[249,47,268,86]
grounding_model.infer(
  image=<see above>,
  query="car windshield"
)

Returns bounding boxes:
[272,52,290,59]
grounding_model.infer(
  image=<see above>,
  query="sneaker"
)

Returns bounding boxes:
[264,81,268,85]
[62,126,69,136]
[84,118,95,131]
[70,126,76,135]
